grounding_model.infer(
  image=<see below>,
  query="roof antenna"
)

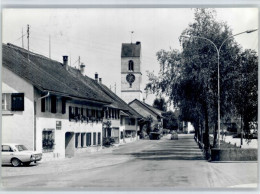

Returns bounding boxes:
[130,31,134,44]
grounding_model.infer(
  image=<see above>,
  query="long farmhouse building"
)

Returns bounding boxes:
[2,43,142,160]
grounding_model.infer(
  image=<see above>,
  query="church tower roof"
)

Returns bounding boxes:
[121,41,141,57]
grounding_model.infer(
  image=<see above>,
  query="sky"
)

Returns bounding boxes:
[2,8,258,106]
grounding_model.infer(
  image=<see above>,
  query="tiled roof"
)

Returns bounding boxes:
[121,42,141,57]
[71,69,143,118]
[129,99,165,118]
[2,43,111,104]
[96,83,144,119]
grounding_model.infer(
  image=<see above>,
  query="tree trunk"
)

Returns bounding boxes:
[204,102,210,159]
[213,122,218,148]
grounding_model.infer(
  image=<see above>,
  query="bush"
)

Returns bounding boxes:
[103,137,115,147]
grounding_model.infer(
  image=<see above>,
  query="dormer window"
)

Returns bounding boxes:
[128,60,134,71]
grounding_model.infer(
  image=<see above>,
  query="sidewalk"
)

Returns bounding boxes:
[1,144,131,178]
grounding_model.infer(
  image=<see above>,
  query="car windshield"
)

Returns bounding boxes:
[15,145,28,151]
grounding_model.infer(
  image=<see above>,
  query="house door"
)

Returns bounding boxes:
[65,132,75,158]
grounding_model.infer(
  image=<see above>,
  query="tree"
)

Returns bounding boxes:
[233,49,258,136]
[162,111,179,131]
[153,98,167,112]
[146,8,255,153]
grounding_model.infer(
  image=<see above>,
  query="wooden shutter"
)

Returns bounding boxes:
[93,132,96,145]
[89,133,92,146]
[41,97,45,112]
[62,98,66,114]
[11,93,24,111]
[51,96,57,113]
[98,132,101,145]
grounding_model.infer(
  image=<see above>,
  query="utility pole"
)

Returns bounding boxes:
[27,24,30,60]
[49,35,51,59]
[22,28,24,48]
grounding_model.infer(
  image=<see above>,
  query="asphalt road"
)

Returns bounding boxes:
[1,134,258,189]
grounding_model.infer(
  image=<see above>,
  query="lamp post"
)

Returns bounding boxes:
[181,29,257,148]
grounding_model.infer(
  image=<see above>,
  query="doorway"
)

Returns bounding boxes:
[65,132,75,158]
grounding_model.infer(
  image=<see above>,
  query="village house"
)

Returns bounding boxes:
[2,43,114,160]
[2,43,145,161]
[70,70,143,144]
[128,99,164,137]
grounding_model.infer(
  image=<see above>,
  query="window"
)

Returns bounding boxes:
[42,129,55,152]
[2,93,24,111]
[75,107,79,116]
[128,60,134,71]
[92,109,96,118]
[2,93,11,111]
[69,106,75,120]
[2,145,13,152]
[93,132,96,145]
[75,133,80,148]
[120,116,123,125]
[41,95,59,114]
[98,132,101,145]
[86,133,92,146]
[97,110,102,118]
[15,145,28,151]
[88,109,92,117]
[125,118,136,125]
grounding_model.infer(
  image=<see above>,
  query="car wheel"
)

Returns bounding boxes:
[11,158,21,167]
[23,162,31,166]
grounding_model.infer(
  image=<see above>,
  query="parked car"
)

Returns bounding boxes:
[1,143,42,167]
[171,131,178,140]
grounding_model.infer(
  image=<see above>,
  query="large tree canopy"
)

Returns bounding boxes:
[146,8,258,149]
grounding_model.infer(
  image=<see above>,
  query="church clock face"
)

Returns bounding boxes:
[126,73,135,87]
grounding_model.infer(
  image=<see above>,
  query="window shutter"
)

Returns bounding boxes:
[93,132,96,145]
[62,98,66,114]
[98,132,101,145]
[86,108,89,117]
[81,108,84,115]
[89,133,92,146]
[69,106,72,114]
[51,96,57,113]
[11,93,24,111]
[41,97,45,112]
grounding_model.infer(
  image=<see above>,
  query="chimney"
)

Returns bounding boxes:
[95,72,98,82]
[80,63,85,75]
[99,78,102,84]
[63,56,68,70]
[143,98,145,103]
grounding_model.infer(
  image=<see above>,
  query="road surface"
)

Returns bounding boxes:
[1,134,257,189]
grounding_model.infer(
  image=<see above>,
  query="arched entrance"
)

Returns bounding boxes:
[65,132,75,158]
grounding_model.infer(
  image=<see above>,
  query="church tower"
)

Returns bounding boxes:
[121,41,142,103]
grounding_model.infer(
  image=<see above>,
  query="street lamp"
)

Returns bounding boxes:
[181,29,257,148]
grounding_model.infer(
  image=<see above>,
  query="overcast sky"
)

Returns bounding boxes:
[2,8,258,105]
